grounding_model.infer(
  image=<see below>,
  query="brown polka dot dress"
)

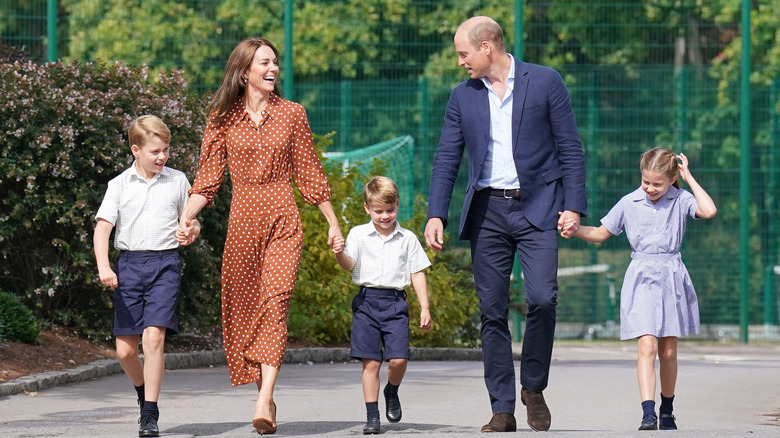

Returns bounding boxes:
[189,94,331,387]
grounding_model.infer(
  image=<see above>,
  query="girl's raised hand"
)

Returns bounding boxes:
[677,153,691,182]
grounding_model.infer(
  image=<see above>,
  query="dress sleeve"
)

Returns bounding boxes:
[290,103,331,205]
[189,118,228,205]
[600,199,625,236]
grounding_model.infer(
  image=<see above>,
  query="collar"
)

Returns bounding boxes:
[239,93,282,121]
[630,185,681,203]
[365,220,402,239]
[130,161,164,183]
[479,53,515,91]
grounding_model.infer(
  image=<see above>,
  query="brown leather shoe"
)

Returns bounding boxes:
[481,412,517,432]
[521,387,551,431]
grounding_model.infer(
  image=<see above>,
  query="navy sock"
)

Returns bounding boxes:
[641,400,656,419]
[134,384,145,409]
[141,401,159,420]
[135,384,145,400]
[366,402,380,420]
[660,394,674,414]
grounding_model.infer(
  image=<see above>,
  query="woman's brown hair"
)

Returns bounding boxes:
[206,37,282,124]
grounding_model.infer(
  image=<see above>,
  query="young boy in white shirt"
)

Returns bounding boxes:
[332,176,432,435]
[93,115,200,437]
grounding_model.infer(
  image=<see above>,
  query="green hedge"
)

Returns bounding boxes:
[0,58,480,347]
[0,59,224,338]
[0,290,40,345]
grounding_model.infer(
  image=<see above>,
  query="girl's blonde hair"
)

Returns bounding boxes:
[207,37,282,124]
[363,176,400,206]
[128,115,170,148]
[640,147,680,189]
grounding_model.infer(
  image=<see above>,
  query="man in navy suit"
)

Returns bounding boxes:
[424,16,587,432]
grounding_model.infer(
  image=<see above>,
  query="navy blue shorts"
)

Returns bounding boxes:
[113,249,181,336]
[350,286,410,361]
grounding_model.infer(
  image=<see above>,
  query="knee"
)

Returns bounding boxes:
[363,360,381,373]
[142,327,166,352]
[116,344,138,362]
[388,358,407,369]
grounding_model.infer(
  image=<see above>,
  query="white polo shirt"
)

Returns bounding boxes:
[343,221,432,290]
[95,163,191,251]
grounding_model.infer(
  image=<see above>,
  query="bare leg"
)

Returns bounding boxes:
[362,359,382,402]
[116,335,144,386]
[254,364,279,425]
[658,336,678,398]
[141,327,166,403]
[386,358,408,386]
[637,335,658,402]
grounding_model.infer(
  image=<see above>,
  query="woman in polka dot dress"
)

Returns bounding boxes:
[178,37,342,435]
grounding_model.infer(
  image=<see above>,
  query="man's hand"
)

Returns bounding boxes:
[557,210,580,239]
[424,218,445,251]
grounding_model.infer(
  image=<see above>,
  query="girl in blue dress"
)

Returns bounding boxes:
[564,147,716,431]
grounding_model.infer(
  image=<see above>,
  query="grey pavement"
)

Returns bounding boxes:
[1,342,779,437]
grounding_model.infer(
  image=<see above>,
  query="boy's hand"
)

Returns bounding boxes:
[331,235,345,254]
[98,268,118,289]
[176,219,200,246]
[419,310,432,333]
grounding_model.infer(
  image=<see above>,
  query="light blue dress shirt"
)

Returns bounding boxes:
[475,54,520,190]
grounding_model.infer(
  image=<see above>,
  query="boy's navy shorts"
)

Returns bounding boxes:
[350,286,410,361]
[113,249,181,336]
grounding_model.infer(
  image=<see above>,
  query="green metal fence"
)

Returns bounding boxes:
[2,0,779,341]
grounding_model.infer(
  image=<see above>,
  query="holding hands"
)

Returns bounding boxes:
[331,234,345,254]
[176,218,201,246]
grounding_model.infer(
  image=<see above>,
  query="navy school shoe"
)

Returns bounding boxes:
[659,413,677,430]
[138,415,160,437]
[638,413,658,431]
[363,417,380,434]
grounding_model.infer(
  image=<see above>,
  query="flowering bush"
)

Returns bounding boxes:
[0,59,225,338]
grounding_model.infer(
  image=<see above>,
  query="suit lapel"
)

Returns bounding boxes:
[512,59,528,156]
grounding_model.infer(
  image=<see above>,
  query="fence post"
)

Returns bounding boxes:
[284,0,294,100]
[765,77,780,326]
[419,77,430,196]
[586,70,600,322]
[738,0,752,343]
[46,0,57,62]
[514,0,524,61]
[677,65,689,148]
[340,80,352,151]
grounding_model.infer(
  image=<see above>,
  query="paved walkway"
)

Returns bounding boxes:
[1,342,779,437]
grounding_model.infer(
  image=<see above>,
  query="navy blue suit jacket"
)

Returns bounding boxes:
[428,57,588,240]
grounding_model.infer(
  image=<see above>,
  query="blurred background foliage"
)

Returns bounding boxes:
[3,1,780,342]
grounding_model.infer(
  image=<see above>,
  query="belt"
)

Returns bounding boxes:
[359,286,407,299]
[486,188,522,199]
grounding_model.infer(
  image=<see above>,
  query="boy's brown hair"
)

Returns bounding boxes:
[363,176,400,206]
[128,115,171,148]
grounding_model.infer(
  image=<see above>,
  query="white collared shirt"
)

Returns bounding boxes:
[476,54,520,190]
[96,163,191,251]
[343,221,431,290]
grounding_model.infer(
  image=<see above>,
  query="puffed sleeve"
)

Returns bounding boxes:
[290,102,331,205]
[189,116,229,205]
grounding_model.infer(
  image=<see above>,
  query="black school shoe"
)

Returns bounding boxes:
[638,413,658,430]
[363,417,380,434]
[659,413,677,430]
[138,415,160,437]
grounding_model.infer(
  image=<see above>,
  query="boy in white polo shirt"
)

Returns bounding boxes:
[93,115,200,437]
[332,175,432,435]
